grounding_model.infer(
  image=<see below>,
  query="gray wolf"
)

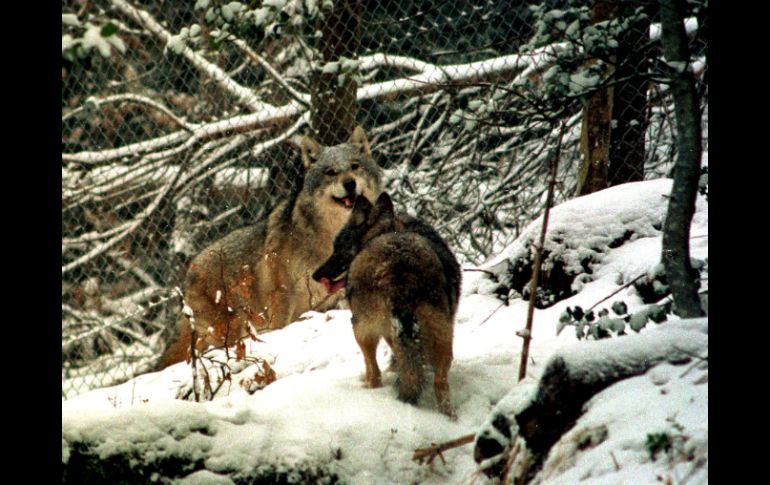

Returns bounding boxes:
[158,126,384,369]
[312,192,461,417]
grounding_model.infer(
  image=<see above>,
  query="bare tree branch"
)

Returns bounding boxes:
[230,37,311,107]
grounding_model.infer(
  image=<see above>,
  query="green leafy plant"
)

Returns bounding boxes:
[645,432,673,461]
[558,299,670,340]
[645,417,693,462]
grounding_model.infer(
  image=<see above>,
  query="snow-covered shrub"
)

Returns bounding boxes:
[558,299,670,340]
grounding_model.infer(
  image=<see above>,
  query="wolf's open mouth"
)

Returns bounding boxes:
[320,273,347,294]
[332,193,356,208]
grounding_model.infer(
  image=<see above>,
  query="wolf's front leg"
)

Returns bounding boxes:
[266,286,293,330]
[263,255,294,330]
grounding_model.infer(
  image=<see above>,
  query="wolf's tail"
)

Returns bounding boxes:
[392,300,425,405]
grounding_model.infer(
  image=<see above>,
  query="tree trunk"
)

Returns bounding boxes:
[658,0,705,318]
[577,1,651,195]
[311,0,361,146]
[575,1,616,197]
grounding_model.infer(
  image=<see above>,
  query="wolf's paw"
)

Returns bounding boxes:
[364,377,383,388]
[439,403,457,421]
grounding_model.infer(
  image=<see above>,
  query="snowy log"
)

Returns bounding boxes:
[62,399,341,483]
[474,318,707,481]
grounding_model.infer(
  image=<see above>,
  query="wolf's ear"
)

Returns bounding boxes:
[350,195,373,227]
[349,125,371,158]
[371,192,394,221]
[298,135,321,170]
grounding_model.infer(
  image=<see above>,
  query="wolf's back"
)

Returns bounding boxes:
[399,217,462,314]
[187,224,268,279]
[349,230,457,404]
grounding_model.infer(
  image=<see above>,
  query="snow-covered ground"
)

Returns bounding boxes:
[62,178,708,484]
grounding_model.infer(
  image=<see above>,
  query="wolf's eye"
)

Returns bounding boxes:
[351,162,360,170]
[325,168,335,176]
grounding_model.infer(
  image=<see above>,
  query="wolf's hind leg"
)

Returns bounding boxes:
[434,351,455,419]
[421,305,455,419]
[354,327,382,388]
[383,336,398,371]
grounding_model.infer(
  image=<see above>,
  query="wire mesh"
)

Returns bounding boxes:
[62,0,708,398]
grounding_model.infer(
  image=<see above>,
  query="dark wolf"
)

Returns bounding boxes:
[158,127,383,369]
[312,192,461,417]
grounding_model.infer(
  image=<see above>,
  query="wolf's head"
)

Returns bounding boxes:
[312,192,396,294]
[295,127,383,236]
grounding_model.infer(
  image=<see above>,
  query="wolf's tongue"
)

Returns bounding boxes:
[321,277,346,294]
[343,197,354,208]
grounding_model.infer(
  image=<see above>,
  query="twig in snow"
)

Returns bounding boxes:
[585,272,648,314]
[174,286,200,403]
[462,268,497,277]
[610,451,621,471]
[518,122,565,381]
[477,302,506,327]
[412,433,475,465]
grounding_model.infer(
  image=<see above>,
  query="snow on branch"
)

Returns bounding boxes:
[62,101,305,166]
[62,130,190,166]
[63,45,562,167]
[62,93,195,132]
[110,0,269,113]
[358,43,567,101]
[62,115,310,272]
[62,168,182,275]
[358,53,434,73]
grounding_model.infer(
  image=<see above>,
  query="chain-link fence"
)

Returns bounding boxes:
[62,0,708,398]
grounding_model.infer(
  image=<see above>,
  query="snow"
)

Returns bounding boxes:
[649,17,699,41]
[82,25,113,58]
[62,178,707,484]
[62,13,80,27]
[166,34,186,55]
[213,167,269,190]
[220,2,246,22]
[194,0,210,11]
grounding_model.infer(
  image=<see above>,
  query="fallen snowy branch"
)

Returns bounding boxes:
[62,103,303,166]
[62,156,186,275]
[358,53,434,73]
[63,45,564,166]
[358,44,566,101]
